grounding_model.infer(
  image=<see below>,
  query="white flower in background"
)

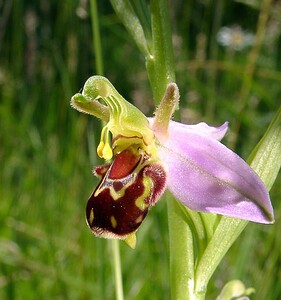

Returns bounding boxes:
[217,25,255,51]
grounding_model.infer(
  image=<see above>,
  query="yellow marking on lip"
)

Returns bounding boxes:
[109,174,136,200]
[110,215,117,228]
[135,215,143,224]
[89,208,95,225]
[135,176,153,210]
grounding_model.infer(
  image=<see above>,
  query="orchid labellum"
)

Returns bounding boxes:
[71,76,274,248]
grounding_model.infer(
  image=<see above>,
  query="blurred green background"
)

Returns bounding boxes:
[0,0,280,299]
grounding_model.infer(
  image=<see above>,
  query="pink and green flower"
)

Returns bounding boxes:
[71,76,274,248]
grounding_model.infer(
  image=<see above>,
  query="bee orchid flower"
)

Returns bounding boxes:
[71,76,274,248]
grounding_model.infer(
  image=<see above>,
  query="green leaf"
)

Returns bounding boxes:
[110,0,150,57]
[248,104,281,190]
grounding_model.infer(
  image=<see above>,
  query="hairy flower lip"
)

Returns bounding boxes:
[86,147,168,242]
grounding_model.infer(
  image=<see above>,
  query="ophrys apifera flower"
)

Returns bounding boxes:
[71,76,274,248]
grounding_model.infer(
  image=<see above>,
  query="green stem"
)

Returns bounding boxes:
[147,1,199,298]
[112,240,124,300]
[147,0,175,104]
[167,196,197,300]
[90,0,104,75]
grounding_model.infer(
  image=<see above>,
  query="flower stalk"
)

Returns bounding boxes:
[147,0,176,103]
[146,1,200,298]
